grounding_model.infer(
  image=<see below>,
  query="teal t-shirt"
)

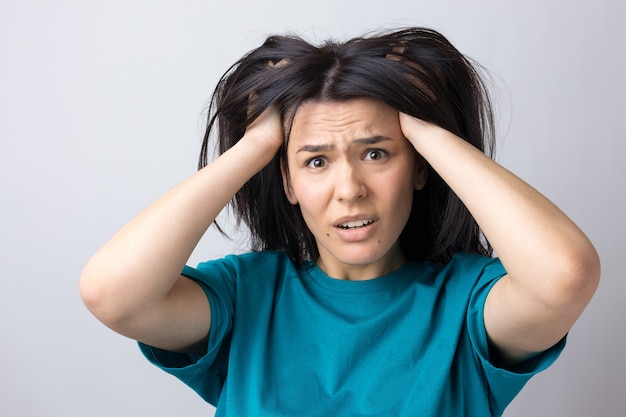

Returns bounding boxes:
[139,251,565,416]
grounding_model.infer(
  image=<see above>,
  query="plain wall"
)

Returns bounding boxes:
[1,1,624,415]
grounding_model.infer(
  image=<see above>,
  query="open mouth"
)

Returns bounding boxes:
[337,219,376,229]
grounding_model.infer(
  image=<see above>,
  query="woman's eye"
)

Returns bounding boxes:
[306,157,327,168]
[364,149,386,161]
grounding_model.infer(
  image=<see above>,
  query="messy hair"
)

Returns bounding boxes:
[200,27,495,265]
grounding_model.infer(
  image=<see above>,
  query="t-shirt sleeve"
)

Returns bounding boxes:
[465,256,566,415]
[137,258,237,405]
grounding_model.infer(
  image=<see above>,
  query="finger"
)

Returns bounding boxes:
[267,58,290,68]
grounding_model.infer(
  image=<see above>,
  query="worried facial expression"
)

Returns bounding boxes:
[282,98,428,280]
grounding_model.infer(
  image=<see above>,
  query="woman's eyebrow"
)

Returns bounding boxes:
[296,143,334,154]
[295,136,392,154]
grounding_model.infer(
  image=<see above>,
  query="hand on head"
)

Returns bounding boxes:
[243,103,284,152]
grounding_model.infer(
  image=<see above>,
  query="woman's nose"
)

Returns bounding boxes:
[334,162,367,202]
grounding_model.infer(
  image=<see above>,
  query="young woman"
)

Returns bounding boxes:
[80,28,600,416]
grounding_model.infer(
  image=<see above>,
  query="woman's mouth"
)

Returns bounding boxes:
[332,218,378,242]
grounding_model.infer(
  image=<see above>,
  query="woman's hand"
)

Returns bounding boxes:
[398,111,432,140]
[241,59,290,153]
[242,103,284,154]
[399,112,447,150]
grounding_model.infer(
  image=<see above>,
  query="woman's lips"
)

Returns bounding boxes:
[333,218,378,241]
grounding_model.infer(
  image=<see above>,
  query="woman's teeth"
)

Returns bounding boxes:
[339,219,374,229]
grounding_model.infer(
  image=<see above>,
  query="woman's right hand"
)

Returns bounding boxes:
[241,103,284,154]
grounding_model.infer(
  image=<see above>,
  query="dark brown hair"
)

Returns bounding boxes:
[200,27,495,265]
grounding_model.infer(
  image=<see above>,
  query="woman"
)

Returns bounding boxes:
[80,28,600,416]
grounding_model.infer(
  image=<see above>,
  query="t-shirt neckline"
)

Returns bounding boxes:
[300,260,420,294]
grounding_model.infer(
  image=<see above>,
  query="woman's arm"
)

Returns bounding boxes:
[79,107,283,353]
[399,113,600,365]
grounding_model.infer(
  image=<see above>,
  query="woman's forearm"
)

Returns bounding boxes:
[401,113,600,359]
[400,114,599,304]
[79,130,280,327]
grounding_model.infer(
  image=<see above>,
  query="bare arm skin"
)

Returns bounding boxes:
[79,107,283,354]
[399,114,600,365]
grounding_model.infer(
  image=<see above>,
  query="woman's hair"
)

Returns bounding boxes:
[200,27,495,265]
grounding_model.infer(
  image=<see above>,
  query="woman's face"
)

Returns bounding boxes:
[282,98,427,280]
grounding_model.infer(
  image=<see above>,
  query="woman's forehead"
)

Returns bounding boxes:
[288,98,399,144]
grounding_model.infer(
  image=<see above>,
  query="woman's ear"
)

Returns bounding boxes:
[413,153,429,190]
[280,159,298,205]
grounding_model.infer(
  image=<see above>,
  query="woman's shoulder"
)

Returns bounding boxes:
[227,250,295,269]
[440,253,506,289]
[191,250,296,279]
[447,252,503,271]
[413,253,505,288]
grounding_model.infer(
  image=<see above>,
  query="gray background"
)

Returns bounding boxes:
[1,0,624,416]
